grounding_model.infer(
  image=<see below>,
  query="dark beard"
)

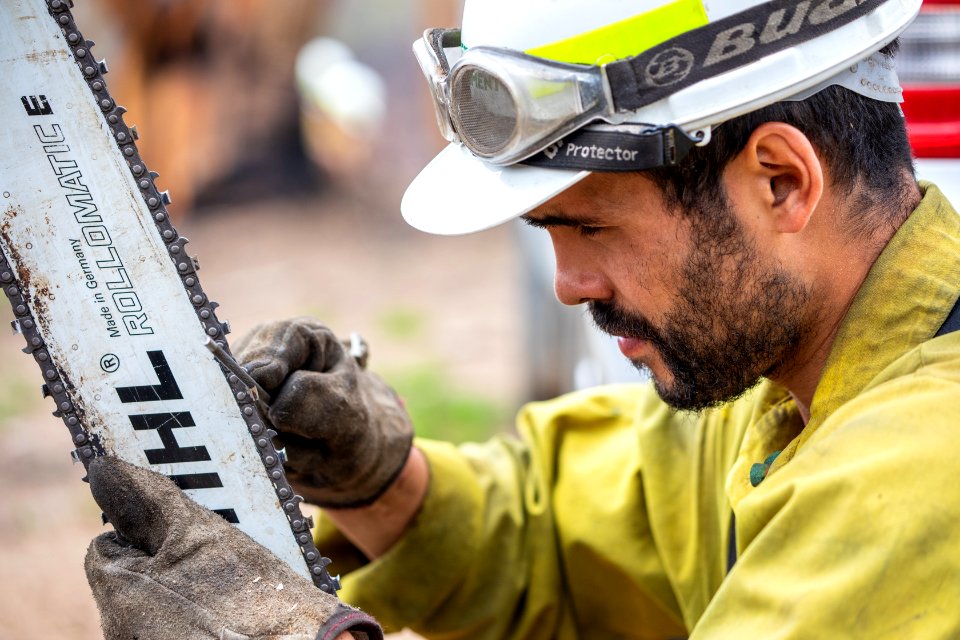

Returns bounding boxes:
[590,193,812,411]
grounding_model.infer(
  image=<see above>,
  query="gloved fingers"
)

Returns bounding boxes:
[362,370,407,410]
[301,327,350,375]
[85,535,227,640]
[266,369,365,439]
[236,319,314,390]
[271,431,330,477]
[237,318,346,391]
[88,457,201,556]
[87,530,150,565]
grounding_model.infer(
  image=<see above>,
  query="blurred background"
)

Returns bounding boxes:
[0,0,554,637]
[5,0,955,637]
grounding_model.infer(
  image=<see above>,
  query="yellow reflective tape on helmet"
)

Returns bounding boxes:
[525,0,709,65]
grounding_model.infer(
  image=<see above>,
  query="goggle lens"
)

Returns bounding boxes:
[413,28,612,164]
[451,66,518,156]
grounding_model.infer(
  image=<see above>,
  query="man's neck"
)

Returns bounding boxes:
[775,183,921,423]
[780,292,854,423]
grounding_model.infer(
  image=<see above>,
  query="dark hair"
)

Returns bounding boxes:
[648,45,916,239]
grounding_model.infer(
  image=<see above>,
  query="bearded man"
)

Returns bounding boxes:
[85,1,960,638]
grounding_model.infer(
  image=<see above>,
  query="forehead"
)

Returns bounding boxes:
[524,171,663,222]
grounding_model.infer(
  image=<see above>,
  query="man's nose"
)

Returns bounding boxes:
[551,235,613,306]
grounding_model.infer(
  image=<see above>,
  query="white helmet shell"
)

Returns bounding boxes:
[460,0,773,52]
[402,0,922,235]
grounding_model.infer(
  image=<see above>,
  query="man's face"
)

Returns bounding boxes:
[524,172,813,410]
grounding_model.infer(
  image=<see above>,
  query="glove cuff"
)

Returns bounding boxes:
[315,603,384,640]
[311,437,414,509]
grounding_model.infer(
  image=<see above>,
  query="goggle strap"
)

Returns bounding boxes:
[605,0,886,113]
[520,126,698,172]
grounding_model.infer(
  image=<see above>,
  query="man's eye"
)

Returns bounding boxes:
[578,225,602,238]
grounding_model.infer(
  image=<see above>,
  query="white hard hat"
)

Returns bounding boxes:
[402,0,921,235]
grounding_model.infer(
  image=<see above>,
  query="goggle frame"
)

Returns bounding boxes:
[414,28,617,165]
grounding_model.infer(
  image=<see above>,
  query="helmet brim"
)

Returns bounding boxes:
[401,143,589,235]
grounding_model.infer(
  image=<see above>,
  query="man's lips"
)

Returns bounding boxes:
[616,336,649,359]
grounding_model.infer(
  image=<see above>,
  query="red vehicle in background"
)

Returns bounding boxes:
[901,0,960,204]
[521,3,960,398]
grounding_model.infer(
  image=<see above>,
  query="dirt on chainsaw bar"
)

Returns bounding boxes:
[0,187,525,640]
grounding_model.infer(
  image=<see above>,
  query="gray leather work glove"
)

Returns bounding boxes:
[234,318,414,508]
[84,457,383,640]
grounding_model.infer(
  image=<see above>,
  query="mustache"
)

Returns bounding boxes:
[589,301,666,348]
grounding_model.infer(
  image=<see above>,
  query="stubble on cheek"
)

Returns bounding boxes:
[591,200,811,411]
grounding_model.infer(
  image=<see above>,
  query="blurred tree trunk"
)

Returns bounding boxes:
[89,0,329,218]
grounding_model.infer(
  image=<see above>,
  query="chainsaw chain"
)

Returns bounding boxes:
[0,0,340,594]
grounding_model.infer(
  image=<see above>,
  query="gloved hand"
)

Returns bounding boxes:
[84,457,383,640]
[234,317,414,508]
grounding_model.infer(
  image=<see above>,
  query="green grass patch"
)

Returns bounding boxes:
[376,307,426,342]
[0,375,38,425]
[381,366,508,443]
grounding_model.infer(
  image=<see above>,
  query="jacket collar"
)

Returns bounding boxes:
[728,182,960,505]
[802,182,960,441]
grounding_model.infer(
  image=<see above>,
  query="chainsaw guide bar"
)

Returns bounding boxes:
[0,0,340,593]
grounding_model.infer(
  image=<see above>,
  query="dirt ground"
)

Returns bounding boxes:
[0,185,526,639]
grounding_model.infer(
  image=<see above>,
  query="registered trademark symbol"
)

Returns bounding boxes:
[100,353,120,373]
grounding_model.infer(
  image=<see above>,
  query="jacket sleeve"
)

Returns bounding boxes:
[315,384,700,639]
[692,373,960,638]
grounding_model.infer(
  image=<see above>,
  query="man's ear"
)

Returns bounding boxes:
[728,122,824,234]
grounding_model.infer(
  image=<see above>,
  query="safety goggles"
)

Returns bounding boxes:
[413,0,893,169]
[414,28,621,165]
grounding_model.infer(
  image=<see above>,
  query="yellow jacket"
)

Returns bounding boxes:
[316,184,960,638]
